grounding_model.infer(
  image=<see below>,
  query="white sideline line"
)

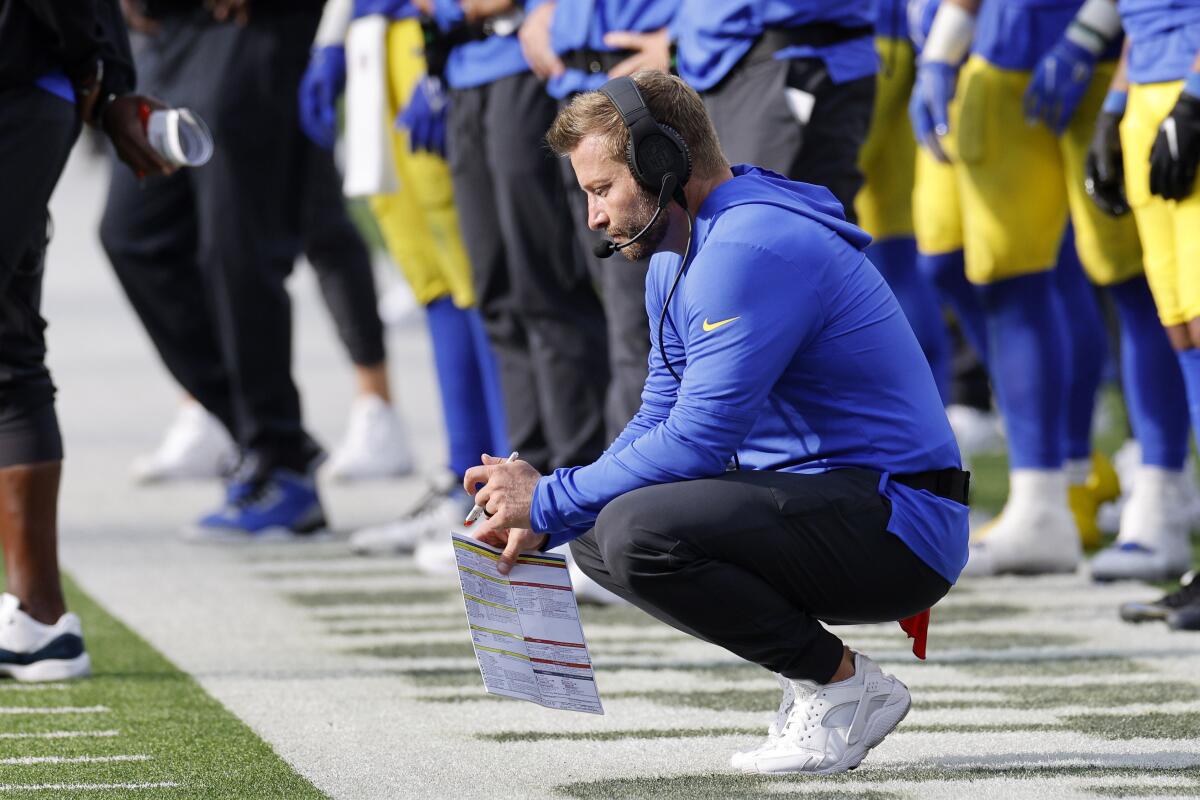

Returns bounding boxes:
[0,684,69,692]
[0,730,119,740]
[0,706,108,715]
[0,755,150,766]
[0,782,181,792]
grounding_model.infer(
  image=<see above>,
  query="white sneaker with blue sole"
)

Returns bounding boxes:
[0,594,91,682]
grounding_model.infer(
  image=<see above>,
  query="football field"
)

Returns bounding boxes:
[4,147,1198,799]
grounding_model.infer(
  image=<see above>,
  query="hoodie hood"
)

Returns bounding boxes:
[691,164,873,253]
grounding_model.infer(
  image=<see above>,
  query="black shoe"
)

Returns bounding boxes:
[1120,571,1200,624]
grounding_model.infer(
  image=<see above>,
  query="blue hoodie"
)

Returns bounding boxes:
[531,165,969,584]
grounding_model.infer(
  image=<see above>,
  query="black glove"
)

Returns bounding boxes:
[1085,107,1130,216]
[1149,91,1200,201]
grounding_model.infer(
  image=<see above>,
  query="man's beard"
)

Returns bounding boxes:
[607,186,670,262]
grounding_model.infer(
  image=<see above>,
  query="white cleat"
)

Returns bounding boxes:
[962,470,1082,577]
[326,394,414,482]
[945,404,1004,461]
[734,654,911,775]
[348,473,470,556]
[0,594,90,682]
[131,403,237,484]
[1091,466,1194,582]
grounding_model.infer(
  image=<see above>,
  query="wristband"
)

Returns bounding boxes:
[1065,0,1122,55]
[314,0,353,47]
[1184,71,1200,100]
[922,2,975,65]
[1101,89,1127,115]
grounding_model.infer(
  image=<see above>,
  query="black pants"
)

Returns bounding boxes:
[0,87,79,468]
[570,469,950,683]
[702,56,875,222]
[100,10,324,472]
[302,144,385,369]
[447,71,609,472]
[558,148,650,442]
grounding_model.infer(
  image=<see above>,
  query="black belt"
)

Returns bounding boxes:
[892,468,971,506]
[561,48,636,76]
[741,23,874,71]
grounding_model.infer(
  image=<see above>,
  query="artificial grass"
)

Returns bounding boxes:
[0,573,326,799]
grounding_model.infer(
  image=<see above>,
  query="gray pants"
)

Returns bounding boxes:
[703,56,874,222]
[569,469,950,682]
[0,87,79,468]
[447,71,609,472]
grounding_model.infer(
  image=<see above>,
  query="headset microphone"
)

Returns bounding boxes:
[594,173,680,259]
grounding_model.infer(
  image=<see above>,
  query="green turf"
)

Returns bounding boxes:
[0,573,324,799]
[286,588,460,607]
[953,656,1144,677]
[1063,711,1200,740]
[346,641,476,660]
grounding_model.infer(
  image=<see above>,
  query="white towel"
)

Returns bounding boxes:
[343,14,399,197]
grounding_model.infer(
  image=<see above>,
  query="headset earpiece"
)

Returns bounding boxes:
[601,76,692,194]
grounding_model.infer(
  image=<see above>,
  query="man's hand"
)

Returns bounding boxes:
[473,527,548,576]
[518,2,564,81]
[206,0,250,25]
[604,29,671,78]
[103,95,175,178]
[1150,90,1200,201]
[909,61,959,163]
[1024,37,1098,134]
[1085,93,1130,215]
[463,453,542,532]
[462,0,513,24]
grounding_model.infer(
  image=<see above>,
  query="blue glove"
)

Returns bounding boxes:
[397,75,449,157]
[1024,37,1097,135]
[909,60,958,163]
[298,45,346,150]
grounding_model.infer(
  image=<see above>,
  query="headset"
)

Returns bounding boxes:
[596,76,695,385]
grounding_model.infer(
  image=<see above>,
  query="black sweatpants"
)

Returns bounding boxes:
[447,71,610,472]
[569,469,950,683]
[0,87,79,468]
[99,9,323,472]
[702,55,875,223]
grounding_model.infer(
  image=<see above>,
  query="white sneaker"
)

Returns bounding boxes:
[962,470,1082,576]
[348,473,470,555]
[945,404,1004,461]
[377,280,420,328]
[414,534,461,577]
[326,395,414,482]
[734,654,911,775]
[0,594,90,682]
[1098,440,1145,535]
[131,403,237,484]
[1091,466,1194,582]
[731,673,795,770]
[566,550,628,606]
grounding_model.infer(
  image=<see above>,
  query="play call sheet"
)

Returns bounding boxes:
[451,533,604,714]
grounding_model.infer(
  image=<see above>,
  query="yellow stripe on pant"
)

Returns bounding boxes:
[368,18,475,309]
[1121,80,1200,326]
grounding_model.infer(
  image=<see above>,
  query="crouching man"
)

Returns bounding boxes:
[464,70,969,775]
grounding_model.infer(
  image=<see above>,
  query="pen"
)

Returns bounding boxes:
[463,451,519,526]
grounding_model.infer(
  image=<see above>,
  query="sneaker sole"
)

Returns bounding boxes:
[0,653,91,682]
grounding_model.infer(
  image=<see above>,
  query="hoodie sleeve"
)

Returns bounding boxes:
[531,238,829,549]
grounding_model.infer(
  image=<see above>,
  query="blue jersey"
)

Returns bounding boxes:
[353,0,418,18]
[1119,0,1200,84]
[547,0,678,99]
[973,0,1121,71]
[433,0,531,89]
[675,0,877,92]
[531,165,969,583]
[874,0,908,40]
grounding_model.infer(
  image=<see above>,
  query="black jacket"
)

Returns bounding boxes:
[0,0,135,96]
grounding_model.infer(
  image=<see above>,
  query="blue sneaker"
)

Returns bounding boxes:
[186,468,327,542]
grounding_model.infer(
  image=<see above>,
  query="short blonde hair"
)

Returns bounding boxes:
[546,71,728,179]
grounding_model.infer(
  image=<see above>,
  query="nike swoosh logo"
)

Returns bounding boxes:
[702,316,740,332]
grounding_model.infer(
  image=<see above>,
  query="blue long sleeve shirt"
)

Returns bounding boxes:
[432,0,531,89]
[547,0,679,99]
[531,165,969,584]
[1119,0,1200,84]
[675,0,877,92]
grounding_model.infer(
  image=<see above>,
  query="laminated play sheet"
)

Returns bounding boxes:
[451,533,604,714]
